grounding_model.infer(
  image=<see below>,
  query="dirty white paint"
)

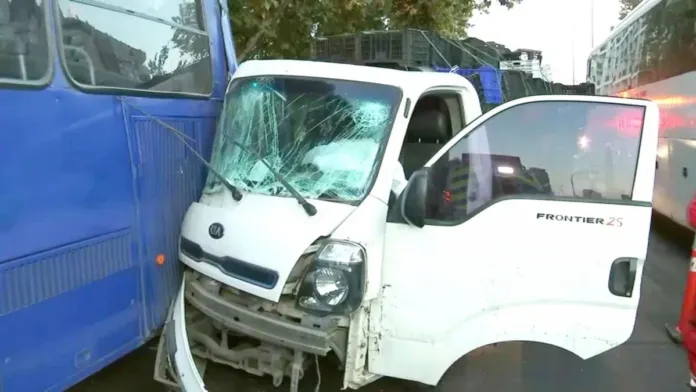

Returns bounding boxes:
[366,95,659,385]
[172,60,659,390]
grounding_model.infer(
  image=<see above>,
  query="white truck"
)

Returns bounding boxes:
[153,59,659,391]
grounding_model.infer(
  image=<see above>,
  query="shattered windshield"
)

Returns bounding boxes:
[205,76,402,202]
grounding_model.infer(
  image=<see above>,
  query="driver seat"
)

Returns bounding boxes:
[399,109,450,179]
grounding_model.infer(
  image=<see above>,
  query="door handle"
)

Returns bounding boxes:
[656,160,659,170]
[608,257,637,298]
[683,167,688,178]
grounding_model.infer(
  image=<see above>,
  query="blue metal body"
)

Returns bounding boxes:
[0,0,232,390]
[432,65,504,104]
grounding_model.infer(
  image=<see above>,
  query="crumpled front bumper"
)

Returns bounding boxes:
[153,281,206,392]
[155,273,350,391]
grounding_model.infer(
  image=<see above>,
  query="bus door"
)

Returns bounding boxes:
[0,0,226,390]
[71,0,227,333]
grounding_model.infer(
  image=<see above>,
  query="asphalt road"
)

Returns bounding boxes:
[70,215,694,392]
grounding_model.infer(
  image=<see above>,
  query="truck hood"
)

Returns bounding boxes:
[179,192,357,302]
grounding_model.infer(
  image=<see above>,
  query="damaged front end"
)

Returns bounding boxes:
[154,68,402,391]
[155,239,368,392]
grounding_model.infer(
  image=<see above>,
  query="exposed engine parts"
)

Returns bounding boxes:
[183,271,348,392]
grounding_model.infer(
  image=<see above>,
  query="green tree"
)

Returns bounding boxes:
[230,0,523,61]
[171,2,208,62]
[619,0,643,20]
[147,46,170,76]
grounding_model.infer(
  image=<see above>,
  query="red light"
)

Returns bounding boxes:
[444,190,451,203]
[587,106,644,137]
[652,96,693,106]
[658,110,688,136]
[612,93,696,136]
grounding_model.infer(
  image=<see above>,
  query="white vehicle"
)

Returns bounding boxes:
[153,59,659,391]
[587,0,696,229]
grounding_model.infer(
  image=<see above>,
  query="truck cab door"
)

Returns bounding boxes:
[367,95,659,386]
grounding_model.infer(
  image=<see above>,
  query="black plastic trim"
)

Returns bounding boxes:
[403,97,411,118]
[180,237,279,289]
[608,257,638,298]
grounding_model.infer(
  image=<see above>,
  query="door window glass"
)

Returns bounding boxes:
[0,0,49,82]
[56,0,211,94]
[426,101,646,222]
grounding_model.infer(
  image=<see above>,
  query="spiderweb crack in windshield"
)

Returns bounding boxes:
[205,82,392,201]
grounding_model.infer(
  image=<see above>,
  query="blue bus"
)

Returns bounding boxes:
[0,0,236,390]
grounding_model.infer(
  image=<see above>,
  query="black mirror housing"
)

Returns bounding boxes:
[401,167,431,228]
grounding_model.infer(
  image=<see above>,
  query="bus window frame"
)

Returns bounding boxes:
[0,0,55,90]
[53,0,215,99]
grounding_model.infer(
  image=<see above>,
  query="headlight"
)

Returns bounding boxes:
[314,267,349,305]
[296,240,365,316]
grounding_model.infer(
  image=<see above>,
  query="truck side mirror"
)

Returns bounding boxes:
[400,168,432,228]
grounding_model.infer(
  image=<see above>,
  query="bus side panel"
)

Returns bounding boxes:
[123,98,220,334]
[653,137,673,218]
[0,89,143,392]
[668,137,696,229]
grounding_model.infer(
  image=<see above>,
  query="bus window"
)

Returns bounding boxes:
[56,0,212,95]
[0,0,49,82]
[590,0,696,95]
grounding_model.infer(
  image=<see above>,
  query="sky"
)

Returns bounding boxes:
[468,0,622,84]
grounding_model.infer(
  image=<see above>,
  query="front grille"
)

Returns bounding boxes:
[180,237,279,289]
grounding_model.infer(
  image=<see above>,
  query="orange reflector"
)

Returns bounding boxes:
[156,254,166,265]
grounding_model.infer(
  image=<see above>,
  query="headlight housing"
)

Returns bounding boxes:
[296,240,366,316]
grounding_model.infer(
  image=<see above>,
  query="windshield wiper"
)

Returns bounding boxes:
[118,97,243,201]
[231,141,317,217]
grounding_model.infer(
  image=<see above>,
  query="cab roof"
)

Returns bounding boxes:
[234,59,473,92]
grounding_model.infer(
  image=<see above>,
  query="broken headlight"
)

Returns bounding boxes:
[296,240,365,316]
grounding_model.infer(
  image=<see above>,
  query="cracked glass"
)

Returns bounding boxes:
[205,76,402,203]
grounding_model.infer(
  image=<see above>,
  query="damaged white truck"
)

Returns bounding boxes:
[153,59,659,391]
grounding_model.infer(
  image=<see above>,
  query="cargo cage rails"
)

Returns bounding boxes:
[310,29,595,109]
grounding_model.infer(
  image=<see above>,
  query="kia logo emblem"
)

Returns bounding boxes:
[208,223,224,239]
